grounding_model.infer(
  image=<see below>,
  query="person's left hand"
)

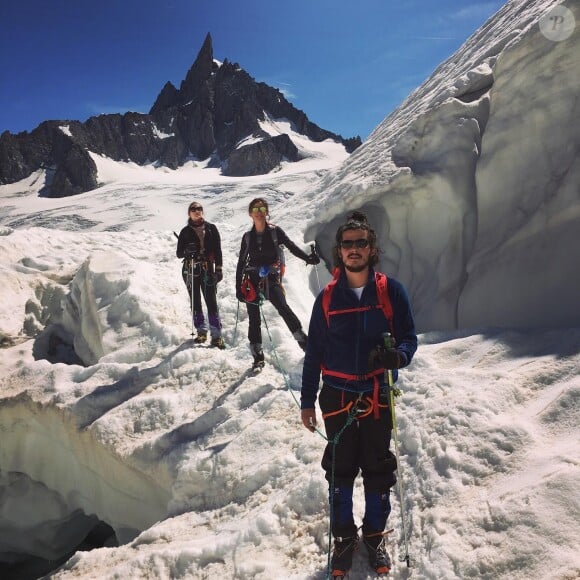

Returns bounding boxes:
[368,346,402,371]
[305,253,320,265]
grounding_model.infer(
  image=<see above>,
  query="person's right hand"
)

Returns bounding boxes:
[305,253,320,265]
[301,408,317,432]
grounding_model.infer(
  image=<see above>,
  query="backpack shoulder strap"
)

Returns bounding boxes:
[268,223,279,246]
[241,231,251,266]
[321,270,395,333]
[322,268,341,325]
[375,272,394,334]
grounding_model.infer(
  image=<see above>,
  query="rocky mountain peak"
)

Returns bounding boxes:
[0,33,361,196]
[179,32,215,104]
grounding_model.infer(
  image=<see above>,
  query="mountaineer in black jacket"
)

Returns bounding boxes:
[235,197,320,370]
[176,202,225,349]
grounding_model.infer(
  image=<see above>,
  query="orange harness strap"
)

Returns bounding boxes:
[321,394,389,421]
[322,400,356,419]
[321,367,385,419]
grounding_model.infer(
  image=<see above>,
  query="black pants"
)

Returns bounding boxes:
[245,275,302,344]
[182,260,221,337]
[319,384,397,537]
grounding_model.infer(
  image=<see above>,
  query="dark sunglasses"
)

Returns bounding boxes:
[189,207,203,212]
[340,238,370,249]
[251,206,268,214]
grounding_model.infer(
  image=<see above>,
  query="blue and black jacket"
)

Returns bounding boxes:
[301,267,417,409]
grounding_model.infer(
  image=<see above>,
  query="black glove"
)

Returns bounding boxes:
[305,253,320,265]
[215,269,223,283]
[184,242,198,259]
[368,346,402,371]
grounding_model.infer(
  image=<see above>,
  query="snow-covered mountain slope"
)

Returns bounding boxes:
[1,144,579,579]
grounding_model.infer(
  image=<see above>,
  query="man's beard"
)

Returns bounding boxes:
[344,258,369,273]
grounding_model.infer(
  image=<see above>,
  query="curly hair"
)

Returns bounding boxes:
[333,211,380,268]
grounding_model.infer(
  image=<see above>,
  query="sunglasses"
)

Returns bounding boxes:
[251,206,268,214]
[340,238,370,249]
[189,207,203,212]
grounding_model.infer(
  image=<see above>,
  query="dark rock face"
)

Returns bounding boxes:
[49,143,98,197]
[0,132,29,183]
[223,134,301,177]
[0,33,361,196]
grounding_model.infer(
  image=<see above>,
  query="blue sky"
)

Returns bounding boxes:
[0,0,504,140]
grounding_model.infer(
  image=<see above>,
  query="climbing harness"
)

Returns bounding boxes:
[321,367,385,420]
[240,225,286,282]
[321,392,389,421]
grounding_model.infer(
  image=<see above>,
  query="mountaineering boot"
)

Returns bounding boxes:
[252,357,265,372]
[210,336,226,349]
[292,328,308,351]
[363,533,391,575]
[193,331,207,344]
[330,534,358,577]
[250,343,265,371]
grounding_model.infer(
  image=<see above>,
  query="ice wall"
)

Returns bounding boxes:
[305,0,580,332]
[0,236,178,563]
[0,398,171,561]
[459,17,580,328]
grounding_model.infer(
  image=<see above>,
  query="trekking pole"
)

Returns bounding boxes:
[310,243,322,293]
[190,259,195,338]
[383,332,411,567]
[233,299,240,344]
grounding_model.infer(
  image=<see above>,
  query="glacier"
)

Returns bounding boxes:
[0,1,578,578]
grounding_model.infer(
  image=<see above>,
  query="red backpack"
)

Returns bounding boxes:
[321,268,394,334]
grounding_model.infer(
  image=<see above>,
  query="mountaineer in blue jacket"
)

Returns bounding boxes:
[300,211,417,578]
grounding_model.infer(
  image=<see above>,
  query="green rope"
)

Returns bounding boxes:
[232,300,240,345]
[259,302,364,578]
[259,302,327,439]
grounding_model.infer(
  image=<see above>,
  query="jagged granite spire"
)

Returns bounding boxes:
[147,32,360,166]
[179,32,215,104]
[149,81,179,115]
